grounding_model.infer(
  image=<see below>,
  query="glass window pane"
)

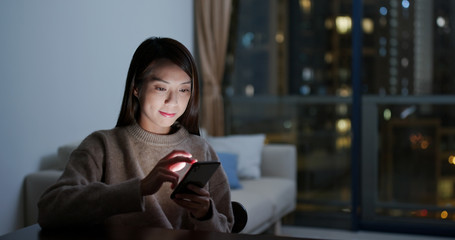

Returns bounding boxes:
[360,1,455,233]
[363,1,455,95]
[225,0,355,228]
[223,0,455,235]
[226,97,352,227]
[377,103,455,221]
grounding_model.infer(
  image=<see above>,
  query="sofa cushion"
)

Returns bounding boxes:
[207,134,265,179]
[230,188,274,233]
[240,177,296,219]
[217,152,242,189]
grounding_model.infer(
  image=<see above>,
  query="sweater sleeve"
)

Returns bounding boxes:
[37,133,145,228]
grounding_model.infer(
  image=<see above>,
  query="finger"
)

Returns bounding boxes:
[141,171,179,196]
[169,161,187,172]
[173,198,199,209]
[173,196,210,216]
[165,150,192,160]
[186,184,210,197]
[175,193,209,204]
[154,171,180,188]
[156,156,193,171]
[167,157,197,172]
[173,195,206,208]
[168,156,196,165]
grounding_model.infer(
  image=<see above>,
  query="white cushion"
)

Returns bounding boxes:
[240,177,296,218]
[24,170,63,225]
[207,134,265,179]
[231,187,274,233]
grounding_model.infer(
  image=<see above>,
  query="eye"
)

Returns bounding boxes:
[179,88,191,93]
[155,87,166,91]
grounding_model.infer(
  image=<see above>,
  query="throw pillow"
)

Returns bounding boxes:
[217,152,242,189]
[207,134,265,179]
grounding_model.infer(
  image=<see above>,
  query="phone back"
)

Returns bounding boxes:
[170,162,220,199]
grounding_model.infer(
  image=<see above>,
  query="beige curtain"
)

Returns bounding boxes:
[195,0,232,136]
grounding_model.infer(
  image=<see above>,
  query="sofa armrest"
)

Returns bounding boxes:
[24,170,63,226]
[261,144,296,181]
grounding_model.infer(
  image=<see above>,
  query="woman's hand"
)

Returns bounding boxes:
[172,184,212,220]
[140,150,195,196]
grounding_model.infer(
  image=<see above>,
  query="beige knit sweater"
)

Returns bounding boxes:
[37,124,233,232]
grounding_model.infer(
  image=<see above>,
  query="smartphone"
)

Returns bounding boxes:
[170,161,220,199]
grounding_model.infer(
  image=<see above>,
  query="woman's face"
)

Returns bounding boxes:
[135,59,191,134]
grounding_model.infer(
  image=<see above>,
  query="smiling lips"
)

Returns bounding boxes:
[159,111,176,118]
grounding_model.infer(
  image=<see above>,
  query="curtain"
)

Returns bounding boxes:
[195,0,232,136]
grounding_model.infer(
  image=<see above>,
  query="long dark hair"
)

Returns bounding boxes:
[116,37,200,135]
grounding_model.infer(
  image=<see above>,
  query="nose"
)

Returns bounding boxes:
[165,90,178,105]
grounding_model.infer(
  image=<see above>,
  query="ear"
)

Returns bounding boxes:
[133,88,139,98]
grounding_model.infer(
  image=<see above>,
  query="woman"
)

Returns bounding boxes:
[38,37,234,232]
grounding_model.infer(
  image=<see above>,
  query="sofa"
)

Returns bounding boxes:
[24,134,296,235]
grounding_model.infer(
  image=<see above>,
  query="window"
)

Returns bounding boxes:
[224,0,455,236]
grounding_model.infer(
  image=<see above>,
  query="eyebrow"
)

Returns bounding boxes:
[150,76,191,85]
